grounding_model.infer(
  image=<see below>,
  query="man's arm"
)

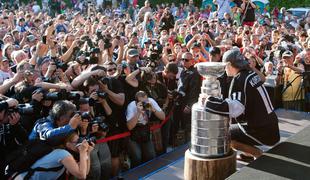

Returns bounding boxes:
[38,122,74,140]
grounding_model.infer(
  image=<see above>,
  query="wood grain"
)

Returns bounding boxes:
[184,149,236,180]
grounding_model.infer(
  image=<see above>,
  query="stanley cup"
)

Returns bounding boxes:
[190,62,231,158]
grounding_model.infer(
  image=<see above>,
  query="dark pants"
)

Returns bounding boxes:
[127,139,155,168]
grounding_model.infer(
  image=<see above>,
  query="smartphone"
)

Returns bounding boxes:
[42,35,47,44]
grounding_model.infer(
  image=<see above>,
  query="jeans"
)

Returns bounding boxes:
[127,139,156,168]
[88,143,112,180]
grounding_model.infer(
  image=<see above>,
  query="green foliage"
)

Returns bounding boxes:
[269,0,310,9]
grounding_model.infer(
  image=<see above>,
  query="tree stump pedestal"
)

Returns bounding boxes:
[184,149,236,180]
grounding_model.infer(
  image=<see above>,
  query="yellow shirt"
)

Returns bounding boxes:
[282,68,304,101]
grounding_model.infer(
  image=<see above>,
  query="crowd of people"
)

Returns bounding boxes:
[0,0,309,179]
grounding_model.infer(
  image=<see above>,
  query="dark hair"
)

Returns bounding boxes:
[165,62,178,74]
[83,77,99,92]
[50,100,76,121]
[210,47,221,56]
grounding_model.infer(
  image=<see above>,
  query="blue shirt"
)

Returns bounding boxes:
[29,116,74,140]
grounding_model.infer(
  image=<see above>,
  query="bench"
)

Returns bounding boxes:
[227,125,310,179]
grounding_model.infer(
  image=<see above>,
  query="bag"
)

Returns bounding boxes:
[130,124,151,143]
[5,139,64,180]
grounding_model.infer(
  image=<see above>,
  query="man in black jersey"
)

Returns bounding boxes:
[206,48,280,161]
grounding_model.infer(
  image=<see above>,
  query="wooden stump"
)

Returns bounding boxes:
[184,149,236,180]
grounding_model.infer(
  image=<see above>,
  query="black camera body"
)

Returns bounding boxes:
[52,58,68,71]
[100,77,110,85]
[35,89,81,101]
[8,104,34,115]
[78,136,97,145]
[97,91,108,99]
[90,117,109,132]
[142,102,151,110]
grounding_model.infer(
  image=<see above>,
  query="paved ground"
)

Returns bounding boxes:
[122,109,310,180]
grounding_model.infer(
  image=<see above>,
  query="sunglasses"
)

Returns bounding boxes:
[181,58,190,62]
[107,68,116,72]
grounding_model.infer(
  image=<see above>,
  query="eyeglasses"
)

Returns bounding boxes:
[107,68,116,72]
[181,58,190,62]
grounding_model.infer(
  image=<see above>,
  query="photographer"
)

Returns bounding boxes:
[126,91,165,167]
[102,62,127,176]
[29,100,81,141]
[0,97,28,179]
[14,132,94,180]
[276,50,305,111]
[156,62,179,153]
[78,99,112,180]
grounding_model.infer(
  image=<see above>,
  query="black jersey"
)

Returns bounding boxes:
[229,70,277,129]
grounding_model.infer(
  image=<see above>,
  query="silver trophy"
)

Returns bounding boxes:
[190,62,231,158]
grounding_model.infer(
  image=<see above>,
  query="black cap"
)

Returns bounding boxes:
[223,48,249,69]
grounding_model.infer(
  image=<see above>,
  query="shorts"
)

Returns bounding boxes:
[107,129,126,157]
[230,120,280,146]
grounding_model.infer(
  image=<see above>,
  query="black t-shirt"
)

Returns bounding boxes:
[156,72,178,91]
[243,5,255,22]
[139,82,168,107]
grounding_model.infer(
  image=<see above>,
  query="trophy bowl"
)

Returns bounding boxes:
[195,62,226,78]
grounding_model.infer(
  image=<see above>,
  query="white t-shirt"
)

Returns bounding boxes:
[126,98,162,125]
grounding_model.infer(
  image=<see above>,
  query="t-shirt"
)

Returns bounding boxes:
[16,149,71,180]
[0,70,11,85]
[216,0,231,19]
[126,98,162,125]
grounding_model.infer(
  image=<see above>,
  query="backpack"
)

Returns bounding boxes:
[5,139,64,180]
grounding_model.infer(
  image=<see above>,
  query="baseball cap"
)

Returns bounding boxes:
[222,48,249,69]
[127,49,139,57]
[282,50,293,58]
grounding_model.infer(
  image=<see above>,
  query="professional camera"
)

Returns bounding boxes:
[103,35,112,49]
[35,88,81,101]
[80,35,94,49]
[96,91,108,99]
[99,77,110,85]
[7,104,34,115]
[52,58,68,71]
[142,102,151,110]
[90,117,109,132]
[76,48,100,65]
[77,136,97,145]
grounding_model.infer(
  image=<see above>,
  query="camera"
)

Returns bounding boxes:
[7,104,34,115]
[142,102,151,110]
[100,77,110,85]
[77,136,97,145]
[52,58,68,71]
[90,117,109,132]
[97,91,108,99]
[103,35,112,49]
[35,89,81,101]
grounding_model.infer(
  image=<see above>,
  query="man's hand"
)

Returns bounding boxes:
[8,112,20,125]
[6,98,18,108]
[98,81,108,92]
[32,91,44,102]
[183,105,191,114]
[69,113,82,129]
